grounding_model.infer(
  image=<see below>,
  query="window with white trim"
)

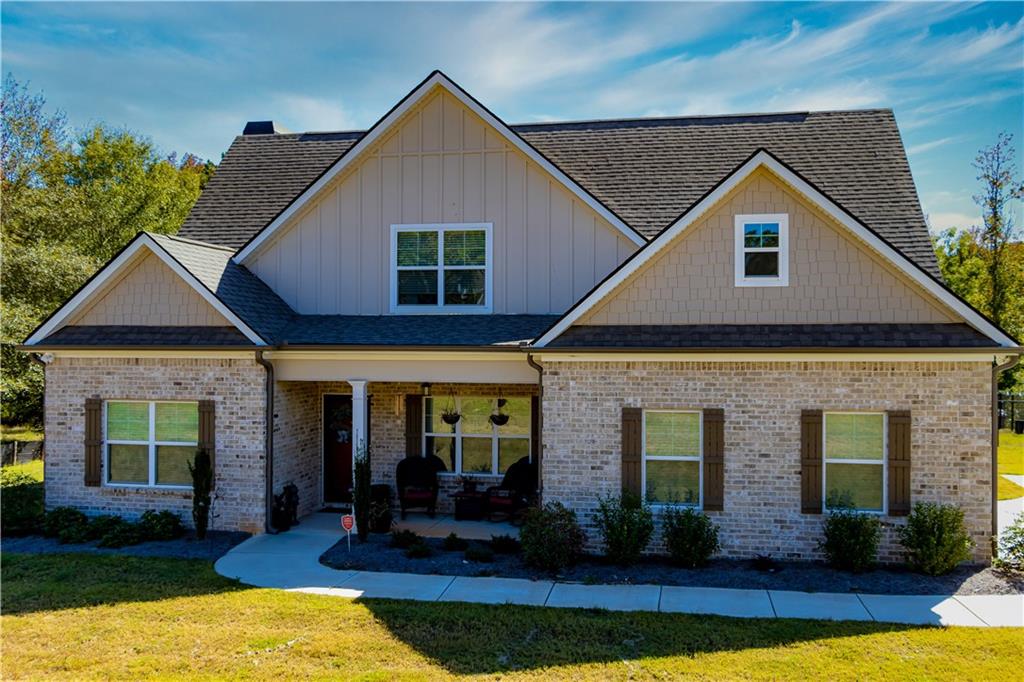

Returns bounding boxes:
[423,396,530,475]
[734,213,788,286]
[643,410,702,506]
[105,400,198,487]
[824,412,886,512]
[391,224,492,313]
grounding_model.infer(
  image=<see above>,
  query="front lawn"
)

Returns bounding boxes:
[2,553,1021,680]
[999,429,1024,476]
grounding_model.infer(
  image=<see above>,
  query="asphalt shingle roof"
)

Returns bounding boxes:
[279,315,561,346]
[179,109,938,276]
[39,325,252,346]
[549,323,998,349]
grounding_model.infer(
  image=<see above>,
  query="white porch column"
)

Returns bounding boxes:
[348,380,368,469]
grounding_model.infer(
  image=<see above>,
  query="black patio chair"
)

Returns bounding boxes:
[396,454,446,519]
[486,456,538,522]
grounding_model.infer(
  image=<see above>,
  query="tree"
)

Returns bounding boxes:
[0,74,213,424]
[972,132,1023,328]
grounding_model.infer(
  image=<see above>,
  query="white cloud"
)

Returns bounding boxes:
[273,95,355,133]
[925,211,980,233]
[908,136,960,155]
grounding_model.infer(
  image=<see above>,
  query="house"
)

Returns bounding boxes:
[23,71,1020,563]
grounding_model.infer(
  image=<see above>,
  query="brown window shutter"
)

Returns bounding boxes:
[887,410,911,516]
[198,400,216,488]
[621,407,642,497]
[530,395,540,462]
[800,410,823,514]
[702,409,725,511]
[405,395,423,456]
[84,398,102,486]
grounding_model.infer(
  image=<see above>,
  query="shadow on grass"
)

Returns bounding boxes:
[0,551,247,616]
[358,598,928,676]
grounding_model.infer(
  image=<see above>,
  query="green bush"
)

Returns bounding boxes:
[404,542,433,559]
[390,529,421,549]
[662,507,720,568]
[442,532,468,551]
[594,492,654,565]
[464,544,494,563]
[0,468,44,535]
[57,517,94,544]
[138,510,184,541]
[996,512,1024,569]
[520,502,586,572]
[820,509,881,572]
[898,502,973,575]
[489,534,520,554]
[41,507,87,539]
[87,515,123,541]
[96,519,145,548]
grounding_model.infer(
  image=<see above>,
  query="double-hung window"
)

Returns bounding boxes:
[423,396,531,475]
[105,400,198,488]
[734,213,788,286]
[391,224,492,313]
[643,410,702,506]
[823,412,886,512]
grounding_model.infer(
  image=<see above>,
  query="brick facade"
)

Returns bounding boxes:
[44,356,267,533]
[541,359,993,563]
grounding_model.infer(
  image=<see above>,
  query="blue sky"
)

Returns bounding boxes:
[3,1,1022,232]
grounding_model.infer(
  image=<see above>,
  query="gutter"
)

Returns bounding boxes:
[992,353,1021,555]
[526,353,543,501]
[255,351,278,535]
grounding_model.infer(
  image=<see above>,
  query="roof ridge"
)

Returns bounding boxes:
[149,231,237,254]
[230,108,895,139]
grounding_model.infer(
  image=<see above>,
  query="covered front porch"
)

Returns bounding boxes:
[265,349,540,527]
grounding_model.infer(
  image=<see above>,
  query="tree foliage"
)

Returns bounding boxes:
[1,73,213,424]
[935,132,1023,390]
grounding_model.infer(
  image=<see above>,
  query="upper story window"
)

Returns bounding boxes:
[734,213,788,287]
[390,223,492,313]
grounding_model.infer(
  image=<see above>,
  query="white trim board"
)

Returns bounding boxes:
[24,234,267,346]
[533,151,1017,348]
[233,71,646,264]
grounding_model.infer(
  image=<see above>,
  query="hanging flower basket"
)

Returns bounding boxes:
[441,410,462,425]
[488,413,510,426]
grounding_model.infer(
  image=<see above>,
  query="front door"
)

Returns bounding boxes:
[323,395,353,504]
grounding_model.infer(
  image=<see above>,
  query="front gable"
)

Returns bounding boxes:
[577,167,955,326]
[239,75,640,315]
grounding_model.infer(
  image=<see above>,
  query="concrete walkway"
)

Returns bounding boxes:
[215,514,1023,628]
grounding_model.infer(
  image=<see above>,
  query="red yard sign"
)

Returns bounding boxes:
[341,515,354,532]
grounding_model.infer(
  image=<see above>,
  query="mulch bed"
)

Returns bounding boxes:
[320,533,1024,596]
[2,531,250,562]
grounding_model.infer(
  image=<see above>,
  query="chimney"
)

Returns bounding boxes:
[243,121,291,135]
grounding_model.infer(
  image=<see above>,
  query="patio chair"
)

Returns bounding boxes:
[396,454,445,519]
[486,456,538,523]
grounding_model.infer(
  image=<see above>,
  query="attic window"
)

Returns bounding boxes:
[734,213,789,287]
[390,224,492,313]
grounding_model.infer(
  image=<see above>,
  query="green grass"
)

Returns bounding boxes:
[2,459,43,482]
[2,553,1022,680]
[999,429,1024,476]
[0,424,43,442]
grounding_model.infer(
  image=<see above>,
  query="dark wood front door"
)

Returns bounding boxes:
[323,395,353,504]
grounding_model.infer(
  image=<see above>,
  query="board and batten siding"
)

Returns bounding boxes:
[248,89,637,314]
[578,168,957,326]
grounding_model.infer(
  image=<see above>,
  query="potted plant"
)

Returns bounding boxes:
[489,395,510,426]
[441,391,461,425]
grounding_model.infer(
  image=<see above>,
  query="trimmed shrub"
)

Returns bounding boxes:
[390,529,421,549]
[138,510,184,541]
[996,512,1024,570]
[404,542,433,559]
[464,545,494,563]
[820,508,881,572]
[87,515,123,541]
[97,519,145,548]
[0,469,43,535]
[520,502,586,572]
[898,502,973,575]
[489,534,520,554]
[442,532,468,551]
[662,507,720,568]
[594,492,654,565]
[41,507,87,539]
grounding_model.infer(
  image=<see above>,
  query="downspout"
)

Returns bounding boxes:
[992,353,1021,555]
[526,352,544,502]
[255,351,277,534]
